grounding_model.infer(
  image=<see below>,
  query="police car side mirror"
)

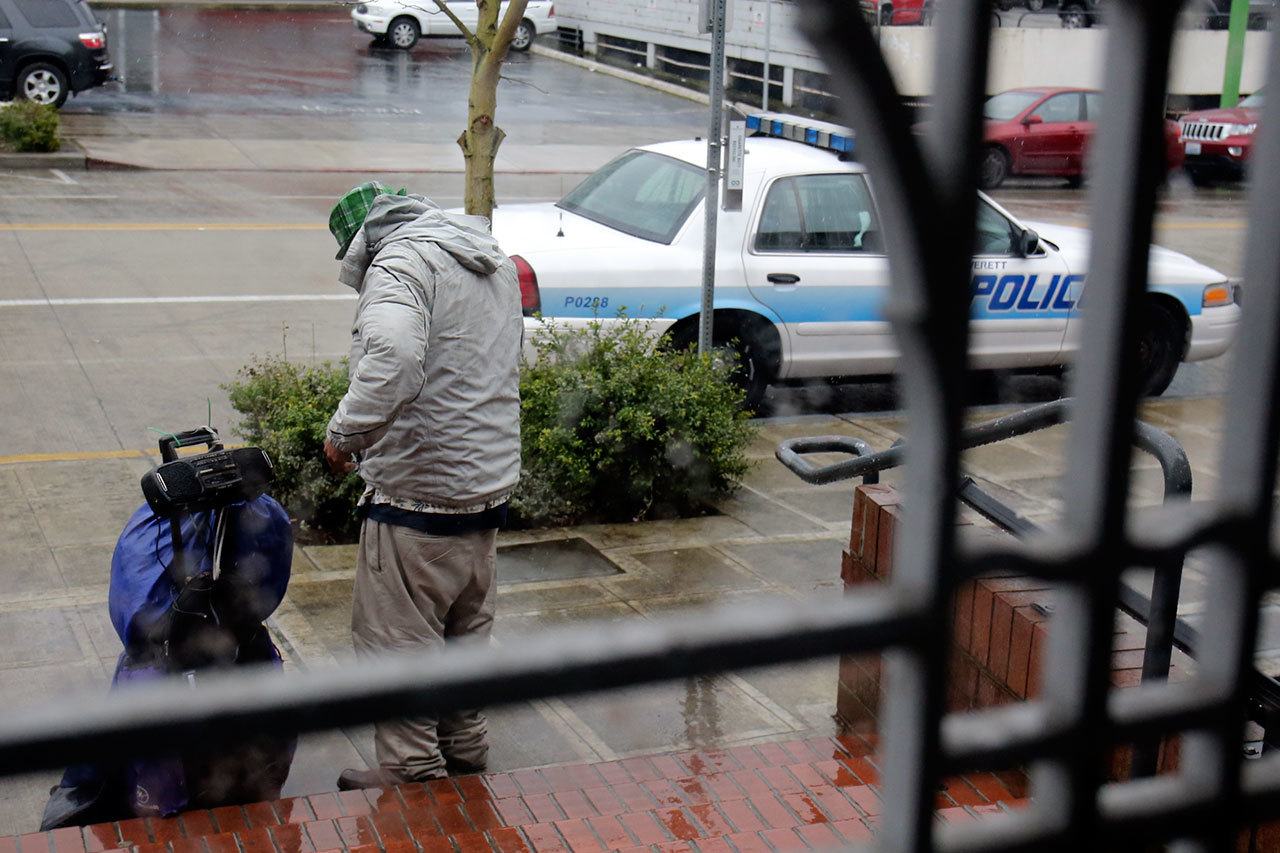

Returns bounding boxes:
[1023,114,1044,126]
[1019,228,1041,258]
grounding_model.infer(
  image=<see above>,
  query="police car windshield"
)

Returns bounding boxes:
[1241,90,1264,108]
[558,150,705,244]
[984,91,1041,121]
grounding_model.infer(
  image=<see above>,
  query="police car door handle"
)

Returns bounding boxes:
[767,273,800,285]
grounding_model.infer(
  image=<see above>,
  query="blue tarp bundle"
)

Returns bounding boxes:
[110,496,293,652]
[41,495,297,828]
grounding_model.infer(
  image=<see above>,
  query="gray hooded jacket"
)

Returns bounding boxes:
[326,194,522,512]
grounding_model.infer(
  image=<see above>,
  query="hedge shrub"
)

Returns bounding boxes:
[225,319,756,538]
[514,317,755,526]
[0,101,60,153]
[224,357,364,541]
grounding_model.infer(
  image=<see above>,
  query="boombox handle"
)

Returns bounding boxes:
[158,427,223,463]
[156,427,222,588]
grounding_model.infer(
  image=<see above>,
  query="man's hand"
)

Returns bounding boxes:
[323,438,357,475]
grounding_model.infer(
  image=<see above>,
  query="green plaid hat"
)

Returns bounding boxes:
[329,181,408,260]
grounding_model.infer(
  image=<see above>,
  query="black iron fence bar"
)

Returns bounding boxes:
[942,670,1270,777]
[0,587,926,776]
[0,513,1242,773]
[776,398,1188,493]
[0,3,1273,849]
[1177,0,1280,841]
[780,398,1193,774]
[0,508,1268,837]
[957,481,1217,693]
[802,0,996,845]
[1047,0,1177,836]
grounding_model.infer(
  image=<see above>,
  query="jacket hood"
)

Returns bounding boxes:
[339,194,506,291]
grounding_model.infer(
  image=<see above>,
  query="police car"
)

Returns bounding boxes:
[493,113,1240,406]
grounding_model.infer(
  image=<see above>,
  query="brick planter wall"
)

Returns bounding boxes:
[836,483,1194,778]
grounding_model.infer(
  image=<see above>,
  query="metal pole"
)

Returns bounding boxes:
[1222,0,1249,107]
[762,0,771,110]
[699,0,727,356]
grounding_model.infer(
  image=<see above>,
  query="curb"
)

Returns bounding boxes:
[56,156,601,173]
[529,43,709,105]
[0,139,87,170]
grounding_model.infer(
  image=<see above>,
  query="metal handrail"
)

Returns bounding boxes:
[776,396,1198,777]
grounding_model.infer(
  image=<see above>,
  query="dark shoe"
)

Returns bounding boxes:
[444,756,487,776]
[337,767,406,790]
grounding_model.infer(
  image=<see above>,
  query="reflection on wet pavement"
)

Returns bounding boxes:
[74,8,705,147]
[2,393,1266,836]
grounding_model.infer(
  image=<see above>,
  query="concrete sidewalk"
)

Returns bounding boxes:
[59,115,627,173]
[0,396,1262,836]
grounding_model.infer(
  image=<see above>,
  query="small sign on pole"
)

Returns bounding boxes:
[724,120,745,212]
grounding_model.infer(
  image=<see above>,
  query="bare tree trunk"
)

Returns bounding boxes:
[438,0,528,221]
[461,48,507,220]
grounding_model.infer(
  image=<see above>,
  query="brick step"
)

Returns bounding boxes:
[6,735,1026,853]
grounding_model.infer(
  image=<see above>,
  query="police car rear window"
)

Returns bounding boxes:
[557,150,704,244]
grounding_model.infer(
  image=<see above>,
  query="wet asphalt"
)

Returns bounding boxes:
[0,166,1248,455]
[0,6,1255,452]
[75,7,706,141]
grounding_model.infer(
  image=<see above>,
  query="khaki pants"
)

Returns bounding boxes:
[351,518,497,781]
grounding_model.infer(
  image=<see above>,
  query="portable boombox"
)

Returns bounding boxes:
[140,427,275,516]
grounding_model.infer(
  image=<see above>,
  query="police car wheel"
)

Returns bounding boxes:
[1136,301,1183,397]
[980,147,1010,189]
[667,321,776,411]
[723,337,773,411]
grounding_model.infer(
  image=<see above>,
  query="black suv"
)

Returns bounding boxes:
[0,0,111,107]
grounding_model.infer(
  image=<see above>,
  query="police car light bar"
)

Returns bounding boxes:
[744,112,855,155]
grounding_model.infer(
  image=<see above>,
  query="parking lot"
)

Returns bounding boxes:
[0,0,1270,839]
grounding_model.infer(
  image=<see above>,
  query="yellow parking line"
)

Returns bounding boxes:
[0,223,324,232]
[0,449,150,465]
[0,443,249,466]
[1157,220,1247,231]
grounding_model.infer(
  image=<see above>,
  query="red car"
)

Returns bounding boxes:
[1178,90,1262,185]
[980,87,1184,189]
[860,0,931,25]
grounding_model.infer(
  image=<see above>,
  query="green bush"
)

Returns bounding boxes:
[224,357,363,541]
[514,317,756,527]
[0,101,60,153]
[224,319,757,539]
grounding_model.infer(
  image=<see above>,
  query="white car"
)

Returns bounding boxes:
[491,113,1240,406]
[352,0,555,50]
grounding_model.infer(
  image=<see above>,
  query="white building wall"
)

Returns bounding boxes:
[552,0,1270,100]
